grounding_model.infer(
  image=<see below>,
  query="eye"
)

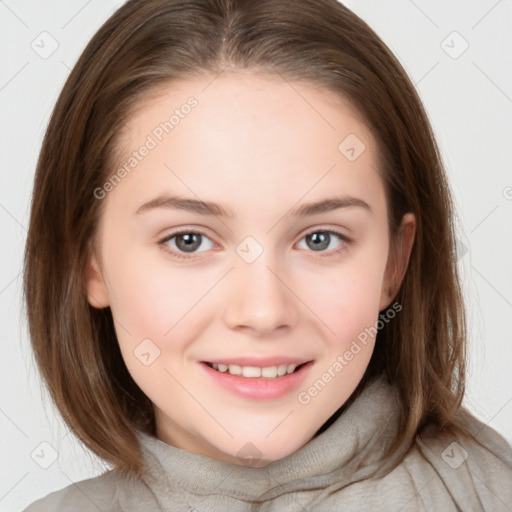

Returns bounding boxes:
[159,230,215,259]
[297,229,350,255]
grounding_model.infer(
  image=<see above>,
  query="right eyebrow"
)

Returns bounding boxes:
[135,194,236,218]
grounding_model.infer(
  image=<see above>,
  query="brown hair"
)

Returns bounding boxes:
[24,0,469,477]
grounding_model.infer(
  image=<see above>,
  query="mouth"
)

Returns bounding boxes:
[199,359,314,400]
[203,361,310,379]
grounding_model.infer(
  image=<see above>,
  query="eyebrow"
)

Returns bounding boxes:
[134,194,372,217]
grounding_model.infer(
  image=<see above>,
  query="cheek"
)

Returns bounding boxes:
[105,249,194,330]
[104,246,221,367]
[302,256,387,339]
[103,253,206,386]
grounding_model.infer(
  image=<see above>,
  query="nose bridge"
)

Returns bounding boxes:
[222,239,298,334]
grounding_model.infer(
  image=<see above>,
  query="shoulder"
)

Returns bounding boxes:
[400,410,512,510]
[23,470,125,512]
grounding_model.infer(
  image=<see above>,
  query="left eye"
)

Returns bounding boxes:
[297,231,346,252]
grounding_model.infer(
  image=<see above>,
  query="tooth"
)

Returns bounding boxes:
[242,366,261,378]
[277,364,288,376]
[228,364,242,375]
[286,364,297,374]
[212,362,300,378]
[261,366,278,378]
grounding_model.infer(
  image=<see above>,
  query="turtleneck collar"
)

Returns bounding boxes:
[135,373,407,502]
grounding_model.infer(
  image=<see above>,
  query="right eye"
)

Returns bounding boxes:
[158,230,216,259]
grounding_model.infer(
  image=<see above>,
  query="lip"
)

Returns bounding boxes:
[199,359,314,400]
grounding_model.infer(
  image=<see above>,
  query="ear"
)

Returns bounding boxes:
[379,212,416,311]
[84,243,110,309]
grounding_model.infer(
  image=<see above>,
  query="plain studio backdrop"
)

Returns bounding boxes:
[1,1,511,510]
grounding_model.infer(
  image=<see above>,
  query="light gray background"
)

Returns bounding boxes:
[1,1,511,510]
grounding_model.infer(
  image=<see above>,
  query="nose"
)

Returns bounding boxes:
[222,256,300,336]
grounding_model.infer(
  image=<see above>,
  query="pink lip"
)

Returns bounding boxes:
[203,356,311,367]
[199,360,314,400]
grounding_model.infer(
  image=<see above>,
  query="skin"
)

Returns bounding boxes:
[85,71,415,467]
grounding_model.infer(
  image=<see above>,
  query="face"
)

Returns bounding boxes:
[86,71,415,467]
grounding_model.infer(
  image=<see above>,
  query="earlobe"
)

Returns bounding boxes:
[379,213,416,310]
[84,247,110,309]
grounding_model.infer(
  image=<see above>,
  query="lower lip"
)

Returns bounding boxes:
[200,361,313,400]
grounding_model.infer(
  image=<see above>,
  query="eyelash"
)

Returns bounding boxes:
[157,228,352,261]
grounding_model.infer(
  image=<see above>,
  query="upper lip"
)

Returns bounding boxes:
[202,356,313,367]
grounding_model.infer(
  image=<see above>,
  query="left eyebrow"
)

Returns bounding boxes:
[134,193,372,217]
[289,196,372,216]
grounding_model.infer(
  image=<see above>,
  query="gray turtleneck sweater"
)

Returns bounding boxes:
[24,376,512,511]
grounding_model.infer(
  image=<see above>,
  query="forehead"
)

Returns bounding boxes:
[107,71,385,218]
[122,70,373,152]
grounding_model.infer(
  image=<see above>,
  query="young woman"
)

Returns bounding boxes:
[23,0,512,510]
